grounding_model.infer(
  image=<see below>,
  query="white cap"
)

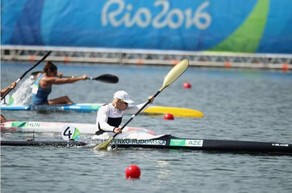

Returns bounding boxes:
[113,90,134,104]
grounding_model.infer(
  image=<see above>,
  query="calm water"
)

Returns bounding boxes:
[1,62,292,193]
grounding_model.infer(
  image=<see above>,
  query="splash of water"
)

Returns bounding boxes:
[9,77,34,105]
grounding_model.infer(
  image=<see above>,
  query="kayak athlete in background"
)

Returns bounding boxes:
[1,81,17,122]
[32,61,87,105]
[94,90,154,138]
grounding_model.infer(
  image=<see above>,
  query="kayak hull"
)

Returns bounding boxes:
[1,121,155,135]
[1,135,291,155]
[0,103,103,113]
[0,104,204,117]
[110,135,292,154]
[1,121,97,134]
[0,140,87,147]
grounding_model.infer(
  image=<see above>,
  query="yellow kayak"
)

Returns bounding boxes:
[143,106,204,118]
[1,103,203,118]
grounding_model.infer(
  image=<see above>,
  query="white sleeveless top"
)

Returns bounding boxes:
[96,102,145,132]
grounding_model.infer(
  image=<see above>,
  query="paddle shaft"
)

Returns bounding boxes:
[30,73,118,84]
[63,74,118,83]
[62,76,109,79]
[1,51,52,100]
[86,77,107,80]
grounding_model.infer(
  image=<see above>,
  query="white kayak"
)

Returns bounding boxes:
[1,120,157,136]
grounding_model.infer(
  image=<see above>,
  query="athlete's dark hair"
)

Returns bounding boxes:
[43,61,58,74]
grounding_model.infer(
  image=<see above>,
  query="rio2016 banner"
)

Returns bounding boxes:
[2,0,292,53]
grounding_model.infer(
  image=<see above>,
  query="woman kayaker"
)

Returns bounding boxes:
[31,61,87,105]
[94,90,154,137]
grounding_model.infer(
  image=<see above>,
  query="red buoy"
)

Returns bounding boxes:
[164,113,174,120]
[183,82,192,89]
[282,63,289,72]
[125,164,141,179]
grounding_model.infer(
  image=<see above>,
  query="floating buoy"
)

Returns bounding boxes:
[29,55,36,62]
[183,82,192,89]
[282,63,289,72]
[164,113,174,120]
[224,61,232,68]
[125,164,141,179]
[63,56,70,63]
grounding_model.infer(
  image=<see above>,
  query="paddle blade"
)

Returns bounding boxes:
[94,137,114,150]
[160,59,189,91]
[93,74,119,83]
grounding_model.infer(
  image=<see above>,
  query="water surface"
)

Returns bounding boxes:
[1,62,292,193]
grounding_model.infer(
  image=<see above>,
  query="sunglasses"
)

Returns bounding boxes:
[118,99,128,105]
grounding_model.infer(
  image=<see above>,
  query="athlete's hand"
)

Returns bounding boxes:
[10,82,17,89]
[113,127,122,134]
[148,95,154,104]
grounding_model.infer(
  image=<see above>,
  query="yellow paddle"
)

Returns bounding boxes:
[94,59,189,150]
